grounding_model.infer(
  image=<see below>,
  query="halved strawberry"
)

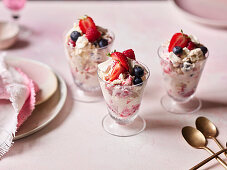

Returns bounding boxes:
[79,16,96,34]
[187,42,196,50]
[168,32,190,52]
[123,49,136,60]
[85,27,101,42]
[109,62,126,82]
[111,52,129,71]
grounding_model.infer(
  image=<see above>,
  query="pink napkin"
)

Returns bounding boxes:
[0,53,38,158]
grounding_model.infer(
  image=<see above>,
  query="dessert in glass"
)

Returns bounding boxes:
[158,31,208,113]
[64,15,114,102]
[98,49,150,136]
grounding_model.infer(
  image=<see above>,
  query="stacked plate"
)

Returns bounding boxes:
[5,56,67,140]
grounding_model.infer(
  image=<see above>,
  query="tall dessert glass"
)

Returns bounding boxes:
[98,62,150,137]
[64,31,115,102]
[3,0,31,38]
[158,46,208,113]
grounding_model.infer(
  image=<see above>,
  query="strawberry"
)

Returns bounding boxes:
[123,49,136,60]
[168,32,190,52]
[85,27,101,42]
[79,16,96,34]
[187,42,196,50]
[109,62,126,82]
[110,52,129,71]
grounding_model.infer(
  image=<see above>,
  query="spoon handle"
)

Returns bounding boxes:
[212,137,227,158]
[204,147,227,169]
[190,149,227,170]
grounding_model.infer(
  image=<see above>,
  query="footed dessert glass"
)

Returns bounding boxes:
[98,62,150,137]
[158,46,208,114]
[64,31,114,102]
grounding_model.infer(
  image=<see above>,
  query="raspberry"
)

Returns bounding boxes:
[187,42,196,50]
[123,49,136,60]
[85,27,101,42]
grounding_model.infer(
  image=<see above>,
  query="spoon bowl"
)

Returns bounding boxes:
[196,116,217,138]
[182,126,207,149]
[196,116,227,158]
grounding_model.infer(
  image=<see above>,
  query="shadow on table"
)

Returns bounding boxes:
[201,99,227,110]
[143,110,185,132]
[4,83,74,158]
[10,39,30,50]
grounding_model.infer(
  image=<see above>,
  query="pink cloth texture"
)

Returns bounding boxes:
[0,54,38,158]
[16,68,37,128]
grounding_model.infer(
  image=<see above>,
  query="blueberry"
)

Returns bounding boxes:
[133,77,143,85]
[98,39,108,48]
[70,31,81,42]
[133,66,144,77]
[172,46,183,55]
[200,46,208,55]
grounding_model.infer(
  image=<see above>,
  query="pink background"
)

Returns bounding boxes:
[0,1,227,169]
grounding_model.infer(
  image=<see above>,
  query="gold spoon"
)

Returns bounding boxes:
[196,116,227,157]
[182,126,227,169]
[191,148,227,170]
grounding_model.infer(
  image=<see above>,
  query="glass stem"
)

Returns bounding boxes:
[11,11,20,23]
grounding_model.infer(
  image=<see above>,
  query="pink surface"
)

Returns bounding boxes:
[175,0,227,21]
[0,1,227,170]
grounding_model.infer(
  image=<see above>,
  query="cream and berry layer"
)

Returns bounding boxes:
[65,16,113,91]
[160,34,208,101]
[98,58,148,121]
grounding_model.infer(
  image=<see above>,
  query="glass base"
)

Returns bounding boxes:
[160,95,202,114]
[102,115,146,137]
[70,84,103,103]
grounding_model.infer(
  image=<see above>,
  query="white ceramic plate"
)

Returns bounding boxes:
[4,57,67,140]
[173,0,227,28]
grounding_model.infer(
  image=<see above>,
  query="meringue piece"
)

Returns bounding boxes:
[98,58,112,73]
[182,62,195,72]
[189,35,200,44]
[188,48,204,62]
[76,36,89,48]
[169,52,181,67]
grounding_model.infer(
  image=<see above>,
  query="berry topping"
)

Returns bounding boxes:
[85,27,101,42]
[199,46,208,55]
[79,15,96,34]
[172,46,183,55]
[123,49,136,60]
[133,66,144,77]
[187,42,196,50]
[70,31,81,42]
[133,77,143,85]
[109,62,126,81]
[168,31,190,52]
[110,51,129,71]
[68,38,76,47]
[98,38,108,48]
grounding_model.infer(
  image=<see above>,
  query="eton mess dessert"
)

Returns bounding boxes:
[98,49,149,124]
[65,15,114,92]
[159,31,208,102]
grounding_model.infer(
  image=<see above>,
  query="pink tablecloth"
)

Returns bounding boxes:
[0,1,226,169]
